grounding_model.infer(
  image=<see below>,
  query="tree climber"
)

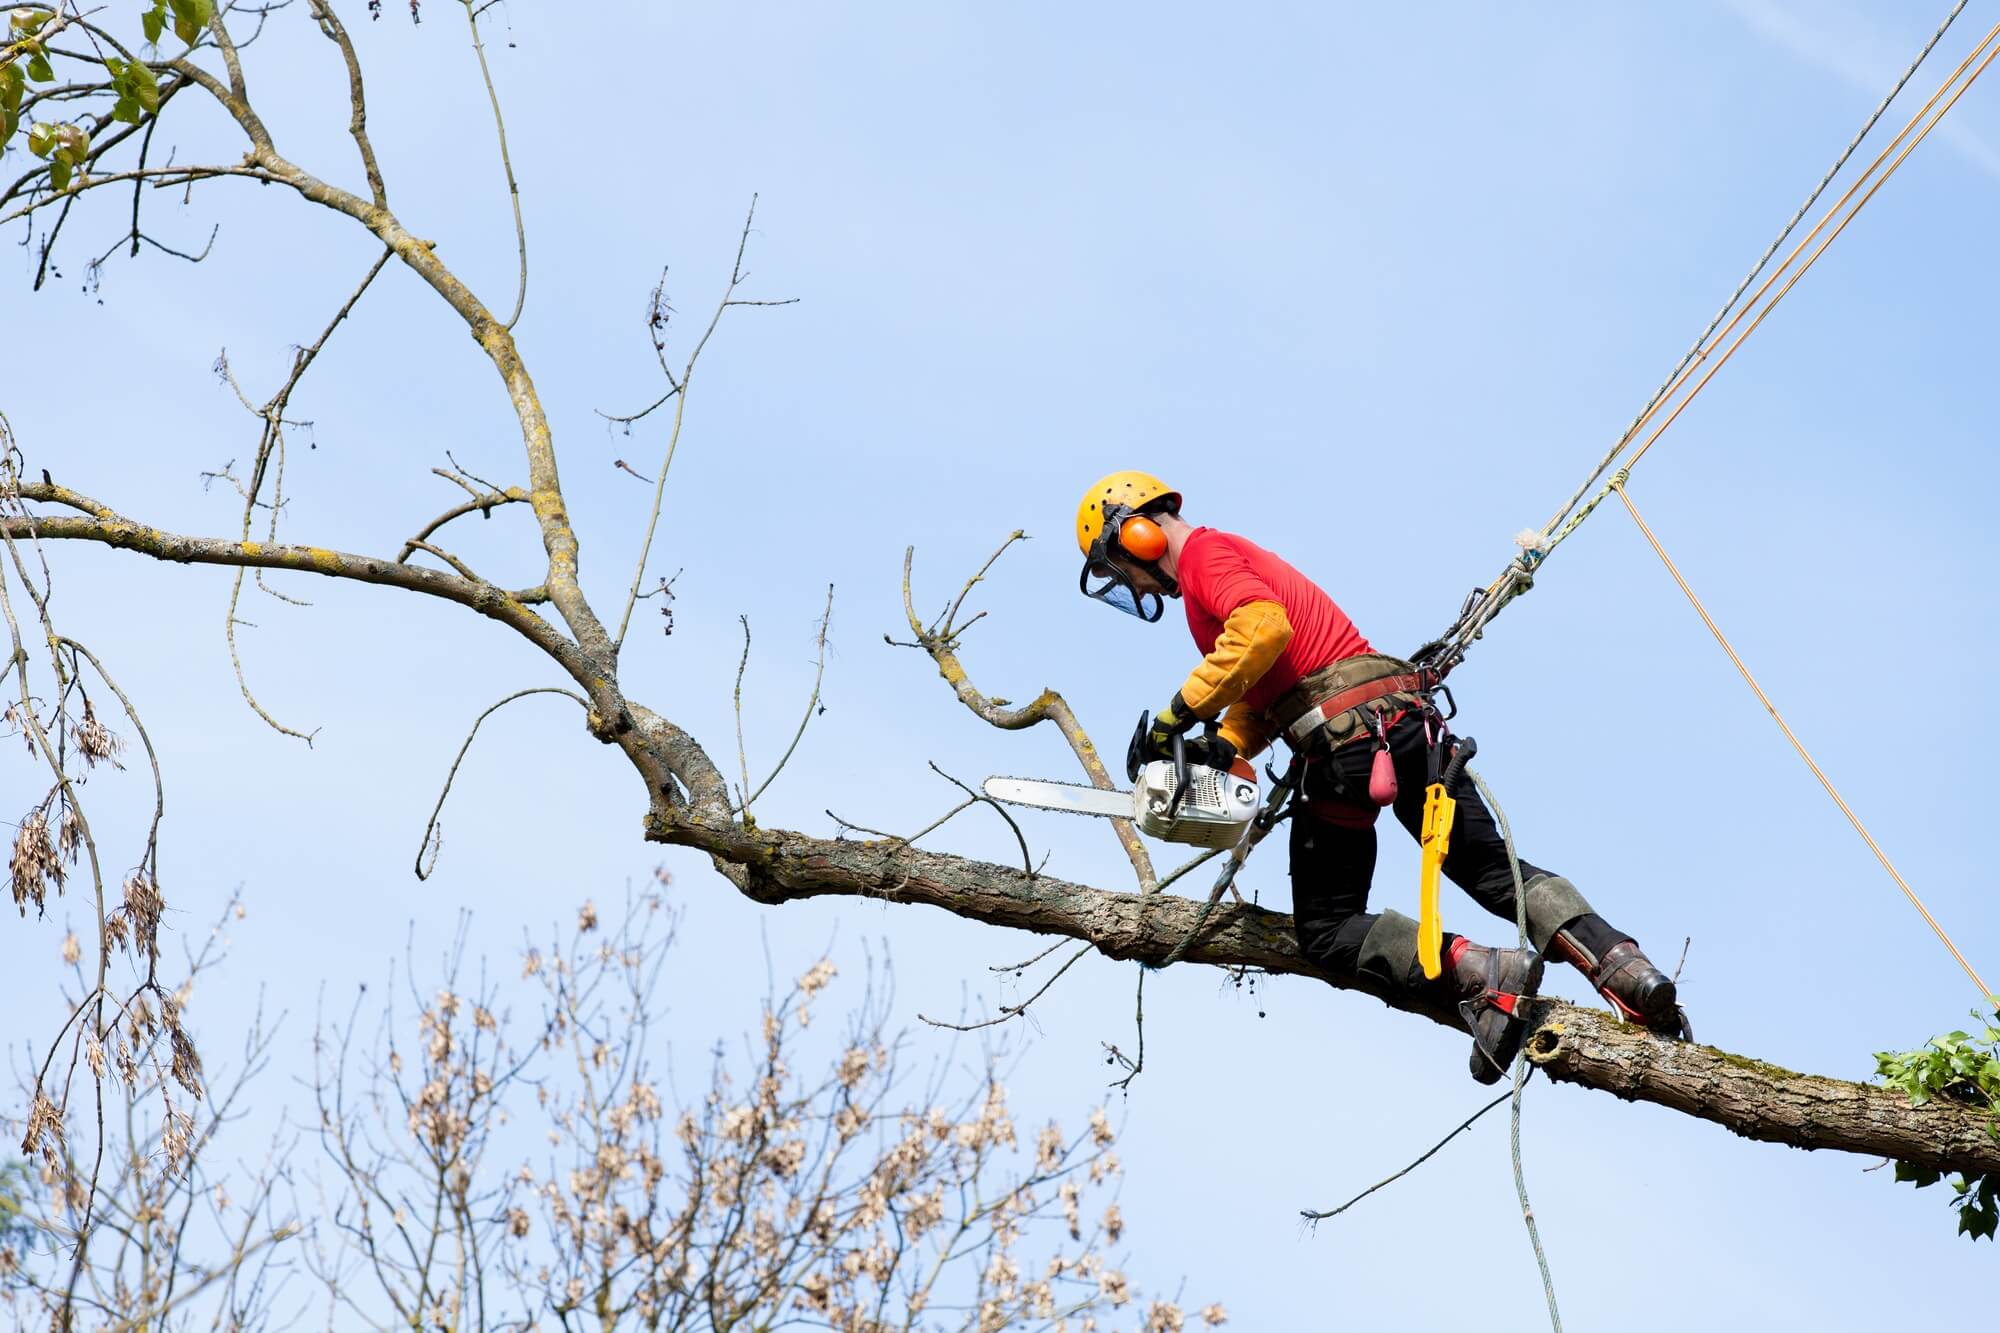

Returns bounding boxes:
[1075,471,1689,1081]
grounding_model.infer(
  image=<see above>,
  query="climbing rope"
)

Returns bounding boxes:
[1612,481,1993,1001]
[1537,0,1971,543]
[1561,17,2000,523]
[1414,1,1989,675]
[1414,10,2000,997]
[1470,767,1561,1331]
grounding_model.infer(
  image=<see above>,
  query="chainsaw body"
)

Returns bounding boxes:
[1129,756,1260,847]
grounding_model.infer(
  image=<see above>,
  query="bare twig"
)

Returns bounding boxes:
[397,483,530,564]
[825,798,977,852]
[1300,1089,1514,1222]
[458,0,526,328]
[1155,847,1226,893]
[927,761,1034,877]
[221,244,394,742]
[732,616,753,813]
[611,196,797,652]
[1106,966,1146,1090]
[415,687,589,879]
[918,942,1092,1032]
[734,585,835,816]
[898,539,1157,890]
[989,939,1070,975]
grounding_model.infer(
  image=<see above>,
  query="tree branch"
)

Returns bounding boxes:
[650,809,2000,1178]
[896,539,1157,891]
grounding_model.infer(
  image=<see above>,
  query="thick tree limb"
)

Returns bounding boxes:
[650,809,2000,1178]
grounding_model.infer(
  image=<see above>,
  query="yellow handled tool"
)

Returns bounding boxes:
[1417,781,1456,979]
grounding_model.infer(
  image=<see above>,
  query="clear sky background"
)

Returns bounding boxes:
[7,0,2000,1325]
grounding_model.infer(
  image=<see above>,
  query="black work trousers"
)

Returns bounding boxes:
[1288,712,1597,983]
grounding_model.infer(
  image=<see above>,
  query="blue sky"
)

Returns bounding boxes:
[7,0,2000,1324]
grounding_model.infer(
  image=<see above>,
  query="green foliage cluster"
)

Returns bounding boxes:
[143,0,212,49]
[1875,1008,2000,1242]
[2,1,204,189]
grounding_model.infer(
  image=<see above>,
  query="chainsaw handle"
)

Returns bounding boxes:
[1126,711,1150,784]
[1166,730,1191,818]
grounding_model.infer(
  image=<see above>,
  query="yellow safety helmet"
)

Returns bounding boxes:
[1075,472,1182,621]
[1074,471,1181,557]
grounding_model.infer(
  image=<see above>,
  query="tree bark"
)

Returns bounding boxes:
[654,810,2000,1177]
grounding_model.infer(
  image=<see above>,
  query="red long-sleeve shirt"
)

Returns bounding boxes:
[1177,527,1372,727]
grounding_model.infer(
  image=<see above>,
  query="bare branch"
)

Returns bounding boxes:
[397,485,529,564]
[1105,965,1146,1091]
[735,584,834,816]
[415,687,589,879]
[898,540,1157,890]
[927,760,1034,878]
[611,195,797,652]
[458,0,526,327]
[918,941,1091,1032]
[1301,1088,1515,1222]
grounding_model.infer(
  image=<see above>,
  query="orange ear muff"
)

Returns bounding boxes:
[1118,514,1167,562]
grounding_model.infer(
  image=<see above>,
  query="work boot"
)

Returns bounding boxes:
[1550,930,1692,1040]
[1447,937,1544,1085]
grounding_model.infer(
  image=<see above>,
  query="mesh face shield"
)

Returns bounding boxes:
[1078,501,1175,622]
[1079,555,1165,621]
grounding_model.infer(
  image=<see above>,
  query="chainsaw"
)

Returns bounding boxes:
[982,713,1262,849]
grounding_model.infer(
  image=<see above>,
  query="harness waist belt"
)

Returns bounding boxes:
[1280,669,1438,750]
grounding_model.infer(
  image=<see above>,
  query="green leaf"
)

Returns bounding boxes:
[142,5,166,45]
[129,57,159,112]
[170,0,202,44]
[26,119,54,158]
[110,94,140,125]
[1893,1162,1941,1188]
[1,108,16,145]
[49,155,70,192]
[1,64,24,113]
[105,56,126,78]
[54,121,87,158]
[25,50,53,83]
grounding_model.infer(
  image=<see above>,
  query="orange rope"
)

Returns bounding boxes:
[1614,481,1993,1001]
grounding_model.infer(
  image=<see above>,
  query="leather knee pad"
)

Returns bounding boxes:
[1357,909,1420,988]
[1522,874,1593,953]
